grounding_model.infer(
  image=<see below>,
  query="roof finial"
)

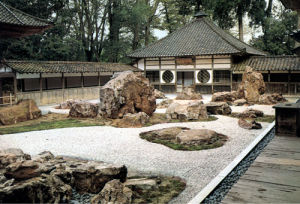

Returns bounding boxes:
[194,11,208,19]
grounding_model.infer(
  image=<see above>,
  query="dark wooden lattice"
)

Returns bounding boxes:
[197,70,210,83]
[162,70,174,83]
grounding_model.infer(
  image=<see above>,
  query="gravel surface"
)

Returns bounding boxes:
[0,115,270,203]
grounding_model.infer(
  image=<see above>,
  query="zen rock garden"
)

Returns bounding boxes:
[0,67,285,203]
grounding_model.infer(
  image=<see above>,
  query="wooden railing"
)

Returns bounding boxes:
[0,93,16,106]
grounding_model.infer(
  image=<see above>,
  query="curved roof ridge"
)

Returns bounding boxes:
[0,1,24,24]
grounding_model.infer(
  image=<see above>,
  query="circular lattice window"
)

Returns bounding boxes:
[162,70,174,83]
[197,70,210,83]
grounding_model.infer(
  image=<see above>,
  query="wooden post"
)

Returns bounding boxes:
[159,57,162,90]
[81,72,84,88]
[98,71,101,87]
[39,73,43,103]
[13,74,17,99]
[230,71,233,91]
[211,55,214,94]
[193,56,196,90]
[288,71,291,95]
[0,78,2,104]
[268,71,271,82]
[61,73,65,102]
[9,93,12,106]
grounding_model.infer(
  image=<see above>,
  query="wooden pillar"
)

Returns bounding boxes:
[159,57,162,90]
[13,74,17,98]
[39,73,43,103]
[288,71,291,95]
[98,72,101,87]
[0,78,3,104]
[268,71,271,82]
[61,73,65,102]
[211,55,214,94]
[81,72,84,88]
[193,56,196,90]
[230,71,233,91]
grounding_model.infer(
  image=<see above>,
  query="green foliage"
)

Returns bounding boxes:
[251,10,297,55]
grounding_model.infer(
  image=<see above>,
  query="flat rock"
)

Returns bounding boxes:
[233,99,247,106]
[140,127,189,140]
[259,93,287,105]
[238,109,264,118]
[238,118,262,129]
[205,102,231,115]
[211,91,237,103]
[176,129,218,145]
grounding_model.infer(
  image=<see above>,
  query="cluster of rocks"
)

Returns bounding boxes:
[140,127,228,148]
[237,109,263,130]
[112,112,150,128]
[211,66,287,105]
[0,148,129,203]
[55,99,82,109]
[176,87,203,100]
[0,99,41,125]
[166,101,208,121]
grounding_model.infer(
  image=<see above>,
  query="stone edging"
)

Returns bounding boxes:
[188,121,275,204]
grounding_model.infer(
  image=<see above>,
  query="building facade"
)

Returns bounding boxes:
[129,12,265,93]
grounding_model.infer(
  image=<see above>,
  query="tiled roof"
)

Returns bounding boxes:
[128,17,265,58]
[3,61,140,73]
[0,2,50,27]
[232,56,300,72]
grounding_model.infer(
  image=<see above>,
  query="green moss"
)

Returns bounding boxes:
[0,119,103,135]
[132,177,186,204]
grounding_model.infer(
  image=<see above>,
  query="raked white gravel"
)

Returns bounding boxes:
[0,115,270,203]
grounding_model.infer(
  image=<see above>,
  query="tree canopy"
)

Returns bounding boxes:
[0,0,298,62]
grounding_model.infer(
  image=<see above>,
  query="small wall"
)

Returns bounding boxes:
[16,86,101,105]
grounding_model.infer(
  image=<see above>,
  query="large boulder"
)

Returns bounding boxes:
[238,118,262,129]
[0,174,72,203]
[238,109,264,118]
[259,93,287,105]
[153,89,166,99]
[211,91,237,103]
[166,101,208,121]
[4,160,42,180]
[205,102,231,115]
[99,71,156,119]
[69,102,99,118]
[91,180,133,204]
[176,87,202,100]
[0,99,41,125]
[237,66,266,103]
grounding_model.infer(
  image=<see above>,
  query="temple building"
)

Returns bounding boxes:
[129,12,300,95]
[129,12,265,93]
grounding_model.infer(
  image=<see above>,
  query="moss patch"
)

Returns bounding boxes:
[0,113,104,135]
[140,127,228,151]
[230,113,275,123]
[131,176,186,204]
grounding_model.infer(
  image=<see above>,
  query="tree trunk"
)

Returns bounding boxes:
[108,0,121,62]
[266,0,273,18]
[238,14,244,42]
[163,2,173,33]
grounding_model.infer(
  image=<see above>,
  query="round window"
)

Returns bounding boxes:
[162,70,174,83]
[197,70,210,83]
